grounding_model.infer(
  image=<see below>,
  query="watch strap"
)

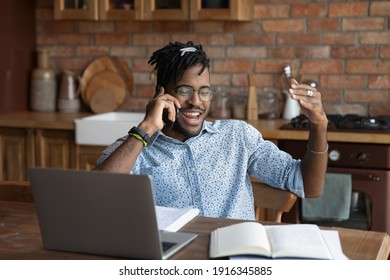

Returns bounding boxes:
[128,126,150,147]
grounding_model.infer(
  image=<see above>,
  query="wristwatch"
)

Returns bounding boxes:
[128,126,151,147]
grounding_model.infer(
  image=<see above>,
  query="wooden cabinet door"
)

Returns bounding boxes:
[54,0,99,20]
[54,0,253,21]
[144,0,189,20]
[76,145,105,171]
[190,0,253,21]
[0,128,34,181]
[99,0,144,20]
[34,129,77,169]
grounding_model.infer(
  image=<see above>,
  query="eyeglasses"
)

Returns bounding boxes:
[174,85,214,102]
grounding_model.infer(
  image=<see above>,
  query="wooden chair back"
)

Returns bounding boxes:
[0,181,33,203]
[251,179,297,223]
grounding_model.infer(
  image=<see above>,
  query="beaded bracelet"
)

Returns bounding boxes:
[129,132,148,147]
[307,144,329,155]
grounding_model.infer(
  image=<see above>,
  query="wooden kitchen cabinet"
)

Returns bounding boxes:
[0,126,105,181]
[0,128,34,181]
[144,0,253,21]
[54,0,253,21]
[98,0,144,20]
[0,127,78,181]
[143,0,189,20]
[54,0,142,20]
[54,0,99,20]
[35,129,78,170]
[190,0,253,21]
[0,112,107,182]
[76,145,105,171]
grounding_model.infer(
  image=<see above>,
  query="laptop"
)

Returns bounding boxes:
[28,167,197,260]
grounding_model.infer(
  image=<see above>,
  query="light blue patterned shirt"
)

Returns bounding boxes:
[97,120,304,220]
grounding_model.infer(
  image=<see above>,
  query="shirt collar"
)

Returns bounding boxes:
[149,120,219,146]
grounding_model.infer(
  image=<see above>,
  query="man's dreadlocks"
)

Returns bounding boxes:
[148,41,210,92]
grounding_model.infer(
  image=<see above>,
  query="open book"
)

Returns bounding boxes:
[210,222,334,259]
[156,206,199,232]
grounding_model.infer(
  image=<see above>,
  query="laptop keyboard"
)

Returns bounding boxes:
[162,241,177,252]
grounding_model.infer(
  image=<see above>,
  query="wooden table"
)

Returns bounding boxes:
[0,201,389,260]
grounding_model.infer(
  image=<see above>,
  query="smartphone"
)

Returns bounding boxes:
[162,108,174,129]
[156,85,176,129]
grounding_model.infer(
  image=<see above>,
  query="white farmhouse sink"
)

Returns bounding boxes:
[75,112,145,146]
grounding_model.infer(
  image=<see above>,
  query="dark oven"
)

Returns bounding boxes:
[279,115,390,234]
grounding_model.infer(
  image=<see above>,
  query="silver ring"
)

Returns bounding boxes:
[307,89,314,97]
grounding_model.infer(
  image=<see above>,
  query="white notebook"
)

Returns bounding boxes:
[210,222,334,260]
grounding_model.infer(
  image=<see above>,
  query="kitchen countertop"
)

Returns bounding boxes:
[247,118,390,144]
[0,111,91,130]
[0,111,389,144]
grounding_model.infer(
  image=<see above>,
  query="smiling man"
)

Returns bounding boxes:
[94,41,329,220]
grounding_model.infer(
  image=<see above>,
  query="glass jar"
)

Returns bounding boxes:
[231,88,247,119]
[58,70,81,113]
[257,87,281,119]
[210,88,231,119]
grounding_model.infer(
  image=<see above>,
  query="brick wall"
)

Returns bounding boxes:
[36,0,390,116]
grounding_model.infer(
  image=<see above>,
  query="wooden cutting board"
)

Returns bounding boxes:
[84,71,127,112]
[80,56,133,105]
[89,88,118,114]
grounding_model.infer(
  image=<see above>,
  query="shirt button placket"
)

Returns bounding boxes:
[185,148,203,214]
[190,166,202,205]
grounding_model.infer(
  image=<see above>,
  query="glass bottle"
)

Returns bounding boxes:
[281,64,300,120]
[30,50,57,112]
